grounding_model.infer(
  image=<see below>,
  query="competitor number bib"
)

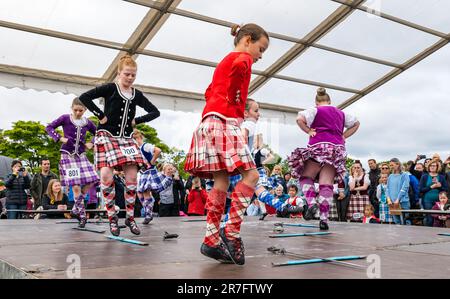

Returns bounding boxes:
[121,146,138,157]
[67,168,81,179]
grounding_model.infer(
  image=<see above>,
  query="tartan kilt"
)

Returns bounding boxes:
[137,167,172,193]
[288,143,347,184]
[94,131,145,170]
[329,197,338,220]
[228,167,271,192]
[59,152,99,187]
[184,115,256,179]
[347,194,370,220]
[378,202,393,223]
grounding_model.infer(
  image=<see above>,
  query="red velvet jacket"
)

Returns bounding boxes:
[202,52,253,121]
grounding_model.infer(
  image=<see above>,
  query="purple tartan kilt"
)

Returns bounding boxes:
[288,143,347,184]
[59,153,99,187]
[347,194,370,220]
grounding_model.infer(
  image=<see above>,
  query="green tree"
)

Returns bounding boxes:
[0,121,61,174]
[135,123,170,153]
[160,147,188,179]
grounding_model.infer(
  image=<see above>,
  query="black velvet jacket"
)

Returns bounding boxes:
[79,83,160,138]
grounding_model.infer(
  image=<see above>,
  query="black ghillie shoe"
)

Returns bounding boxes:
[319,220,329,231]
[219,228,245,265]
[125,218,141,235]
[109,216,120,236]
[200,243,233,264]
[303,204,319,221]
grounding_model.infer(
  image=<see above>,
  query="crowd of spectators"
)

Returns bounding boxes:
[1,154,449,228]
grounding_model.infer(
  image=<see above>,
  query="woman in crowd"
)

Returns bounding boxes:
[419,159,448,226]
[42,179,70,219]
[347,161,370,221]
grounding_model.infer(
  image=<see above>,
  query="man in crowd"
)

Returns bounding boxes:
[368,159,381,218]
[30,158,58,209]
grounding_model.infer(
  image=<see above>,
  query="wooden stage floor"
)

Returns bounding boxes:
[1,216,449,279]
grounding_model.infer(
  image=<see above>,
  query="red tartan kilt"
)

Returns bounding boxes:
[347,194,370,220]
[184,115,256,179]
[94,131,145,170]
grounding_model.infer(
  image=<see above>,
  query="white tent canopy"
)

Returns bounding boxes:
[0,0,448,123]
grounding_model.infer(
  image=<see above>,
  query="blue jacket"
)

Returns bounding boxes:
[386,173,410,203]
[408,174,420,204]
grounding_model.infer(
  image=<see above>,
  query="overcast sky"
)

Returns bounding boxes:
[0,0,449,170]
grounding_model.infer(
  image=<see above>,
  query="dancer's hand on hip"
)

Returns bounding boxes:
[99,116,108,124]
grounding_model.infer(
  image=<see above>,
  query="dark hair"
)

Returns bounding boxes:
[11,160,22,168]
[289,185,298,193]
[368,159,377,164]
[71,97,86,108]
[439,191,448,197]
[40,158,50,165]
[231,23,269,46]
[315,87,331,103]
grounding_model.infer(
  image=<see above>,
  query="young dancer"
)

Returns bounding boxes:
[184,23,269,265]
[79,55,160,236]
[288,87,360,230]
[46,98,98,228]
[228,100,303,221]
[133,129,173,224]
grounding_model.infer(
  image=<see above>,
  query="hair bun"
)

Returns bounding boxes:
[317,87,327,96]
[231,24,241,37]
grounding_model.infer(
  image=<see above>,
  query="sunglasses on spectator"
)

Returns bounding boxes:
[381,167,389,169]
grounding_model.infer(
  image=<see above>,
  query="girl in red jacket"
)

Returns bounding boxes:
[187,177,208,216]
[185,23,269,265]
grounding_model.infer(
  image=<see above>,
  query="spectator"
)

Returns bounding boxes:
[328,183,339,221]
[376,173,393,223]
[335,171,350,222]
[431,191,449,228]
[284,172,292,184]
[445,156,450,190]
[386,158,411,225]
[407,170,420,210]
[284,185,306,218]
[246,199,264,217]
[362,204,380,224]
[159,164,186,217]
[380,163,391,176]
[424,158,432,173]
[273,184,289,217]
[347,161,370,222]
[409,155,426,181]
[0,178,7,218]
[30,158,58,209]
[431,153,446,175]
[419,159,448,226]
[5,160,31,219]
[271,165,287,194]
[368,159,380,217]
[185,175,206,213]
[42,179,70,219]
[187,177,208,216]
